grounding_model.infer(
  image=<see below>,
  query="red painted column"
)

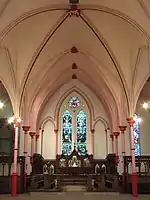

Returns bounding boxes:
[119,126,127,184]
[54,129,58,156]
[22,126,30,186]
[127,118,138,197]
[91,129,95,156]
[35,133,39,153]
[29,132,36,165]
[11,119,20,197]
[113,132,120,165]
[110,133,114,153]
[41,130,44,156]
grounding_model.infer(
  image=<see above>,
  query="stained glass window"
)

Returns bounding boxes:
[62,110,72,155]
[133,114,141,156]
[76,110,87,155]
[68,96,80,109]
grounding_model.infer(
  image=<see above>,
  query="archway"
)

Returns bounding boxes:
[135,78,150,155]
[0,81,14,155]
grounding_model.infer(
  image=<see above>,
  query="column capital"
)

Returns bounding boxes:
[36,134,40,140]
[119,126,127,133]
[127,117,135,127]
[91,129,95,134]
[54,129,58,134]
[22,126,30,132]
[113,132,120,138]
[110,133,114,139]
[29,132,36,138]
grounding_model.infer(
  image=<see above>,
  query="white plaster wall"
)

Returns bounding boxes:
[94,121,106,159]
[40,80,109,122]
[43,121,56,159]
[19,127,32,174]
[135,99,150,155]
[39,80,111,159]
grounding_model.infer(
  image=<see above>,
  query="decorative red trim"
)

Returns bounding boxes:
[72,74,77,79]
[70,46,78,53]
[72,63,78,69]
[22,126,30,132]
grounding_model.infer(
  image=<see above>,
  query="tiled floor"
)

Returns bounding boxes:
[1,192,150,200]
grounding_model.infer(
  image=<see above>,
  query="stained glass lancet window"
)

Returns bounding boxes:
[68,96,80,109]
[76,110,87,155]
[133,114,141,156]
[62,110,72,155]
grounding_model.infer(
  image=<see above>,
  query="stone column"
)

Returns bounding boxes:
[119,125,127,184]
[105,129,108,155]
[11,118,21,197]
[113,132,120,165]
[110,133,114,153]
[29,132,36,165]
[41,130,44,156]
[22,126,30,186]
[127,118,137,197]
[54,129,58,156]
[35,133,40,153]
[91,129,95,156]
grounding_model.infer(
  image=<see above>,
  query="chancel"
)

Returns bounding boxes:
[0,0,150,198]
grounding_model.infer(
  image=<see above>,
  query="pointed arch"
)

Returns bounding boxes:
[40,116,55,130]
[93,116,110,130]
[133,45,150,113]
[55,87,94,130]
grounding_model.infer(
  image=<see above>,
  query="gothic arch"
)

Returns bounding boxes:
[93,116,110,130]
[40,116,55,131]
[54,87,94,130]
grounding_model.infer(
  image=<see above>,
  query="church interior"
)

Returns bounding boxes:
[0,0,150,199]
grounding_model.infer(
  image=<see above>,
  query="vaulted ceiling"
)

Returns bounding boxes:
[0,0,150,129]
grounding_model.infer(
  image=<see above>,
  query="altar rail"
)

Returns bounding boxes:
[124,156,150,194]
[0,155,25,194]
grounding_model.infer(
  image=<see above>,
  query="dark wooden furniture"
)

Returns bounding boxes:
[0,156,25,194]
[124,156,150,194]
[30,149,118,192]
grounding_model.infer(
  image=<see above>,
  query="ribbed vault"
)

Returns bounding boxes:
[0,0,149,129]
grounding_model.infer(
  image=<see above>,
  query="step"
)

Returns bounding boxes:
[62,180,87,182]
[62,182,87,185]
[62,185,87,192]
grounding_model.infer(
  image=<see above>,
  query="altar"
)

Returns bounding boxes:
[55,145,93,175]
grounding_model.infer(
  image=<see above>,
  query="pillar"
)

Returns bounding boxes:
[113,132,120,165]
[54,129,58,156]
[91,129,95,156]
[29,132,36,165]
[38,128,41,154]
[22,126,30,186]
[41,130,44,156]
[110,133,114,153]
[127,118,137,197]
[105,129,108,155]
[11,119,20,196]
[35,133,40,153]
[119,125,127,184]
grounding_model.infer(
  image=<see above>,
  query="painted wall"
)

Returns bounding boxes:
[135,99,150,155]
[39,80,111,160]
